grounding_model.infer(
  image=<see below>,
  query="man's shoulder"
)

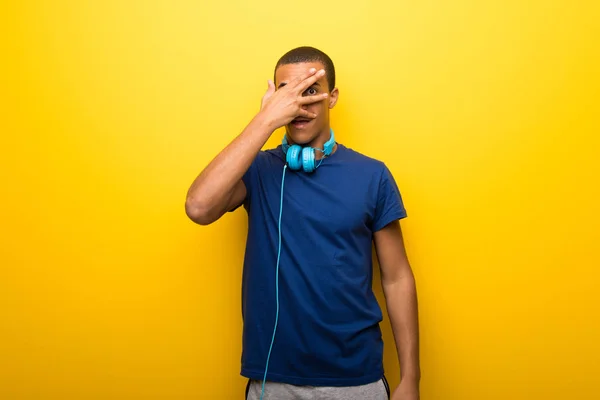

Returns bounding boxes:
[337,144,388,171]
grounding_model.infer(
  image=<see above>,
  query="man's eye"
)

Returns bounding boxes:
[304,87,318,96]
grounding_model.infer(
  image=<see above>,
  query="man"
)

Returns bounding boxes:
[185,46,420,400]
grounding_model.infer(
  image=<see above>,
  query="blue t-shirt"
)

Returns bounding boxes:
[237,143,407,387]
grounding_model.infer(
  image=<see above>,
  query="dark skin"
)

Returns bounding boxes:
[374,220,421,400]
[185,63,420,399]
[185,66,327,225]
[271,61,339,159]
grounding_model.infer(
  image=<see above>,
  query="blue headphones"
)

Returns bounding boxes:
[281,128,336,173]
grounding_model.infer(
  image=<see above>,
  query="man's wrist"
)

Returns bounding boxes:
[400,373,421,385]
[254,110,279,133]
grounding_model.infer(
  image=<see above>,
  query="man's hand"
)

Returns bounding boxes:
[259,68,328,129]
[185,69,328,225]
[391,379,420,400]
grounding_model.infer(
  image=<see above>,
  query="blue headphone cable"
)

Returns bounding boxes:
[260,164,287,400]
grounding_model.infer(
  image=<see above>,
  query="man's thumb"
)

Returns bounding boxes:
[266,79,275,94]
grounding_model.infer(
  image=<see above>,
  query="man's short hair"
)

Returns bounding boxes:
[275,46,336,92]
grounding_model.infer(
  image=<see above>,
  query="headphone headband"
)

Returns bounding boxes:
[281,128,336,173]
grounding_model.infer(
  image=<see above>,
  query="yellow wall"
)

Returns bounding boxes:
[2,1,599,399]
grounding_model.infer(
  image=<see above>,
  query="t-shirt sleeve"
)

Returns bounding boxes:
[371,165,407,231]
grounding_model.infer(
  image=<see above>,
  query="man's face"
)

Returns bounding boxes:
[275,62,339,146]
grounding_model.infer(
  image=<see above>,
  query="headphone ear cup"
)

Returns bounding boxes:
[286,145,303,170]
[302,147,316,173]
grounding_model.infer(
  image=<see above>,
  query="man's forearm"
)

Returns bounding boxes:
[383,275,421,383]
[185,113,274,215]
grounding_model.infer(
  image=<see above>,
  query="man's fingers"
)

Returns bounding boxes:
[260,80,276,110]
[295,68,326,92]
[288,68,318,88]
[264,79,275,96]
[283,68,325,93]
[297,109,317,119]
[298,93,328,105]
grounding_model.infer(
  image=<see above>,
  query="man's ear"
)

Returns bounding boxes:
[328,88,339,109]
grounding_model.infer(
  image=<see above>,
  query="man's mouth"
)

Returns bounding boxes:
[290,117,312,129]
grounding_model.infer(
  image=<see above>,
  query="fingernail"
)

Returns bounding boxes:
[310,68,316,73]
[318,69,325,75]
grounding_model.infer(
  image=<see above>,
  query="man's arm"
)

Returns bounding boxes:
[185,114,272,225]
[185,68,327,225]
[373,220,420,397]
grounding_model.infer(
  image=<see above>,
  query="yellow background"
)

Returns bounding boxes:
[1,1,599,399]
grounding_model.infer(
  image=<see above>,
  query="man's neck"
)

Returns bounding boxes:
[309,127,336,160]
